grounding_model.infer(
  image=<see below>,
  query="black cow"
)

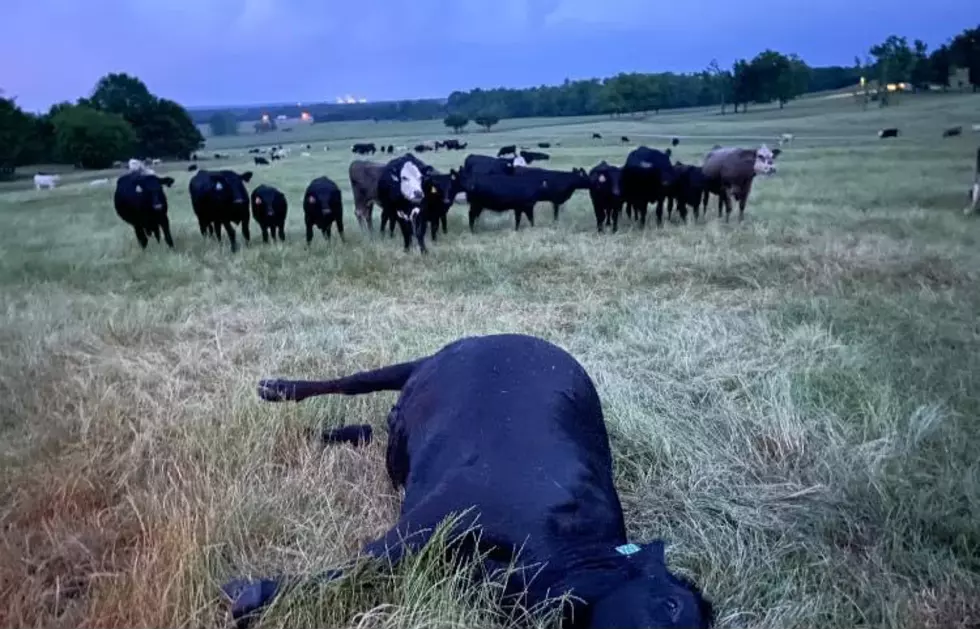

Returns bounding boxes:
[514,166,590,221]
[460,169,547,232]
[666,164,708,224]
[414,143,433,153]
[188,169,254,252]
[387,144,395,153]
[376,154,431,252]
[462,153,518,177]
[537,142,551,149]
[671,137,680,147]
[222,334,715,629]
[497,144,517,157]
[250,184,288,242]
[588,161,624,233]
[621,136,630,143]
[943,126,963,138]
[352,142,377,155]
[878,128,899,139]
[620,147,676,228]
[187,164,198,172]
[421,169,463,245]
[254,156,270,165]
[302,177,344,245]
[592,132,603,139]
[113,171,176,249]
[519,150,551,164]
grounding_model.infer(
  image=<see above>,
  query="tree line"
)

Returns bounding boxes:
[1,73,203,176]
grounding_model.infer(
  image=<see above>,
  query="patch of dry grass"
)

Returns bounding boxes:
[2,93,979,629]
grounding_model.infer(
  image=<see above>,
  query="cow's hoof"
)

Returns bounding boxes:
[257,379,291,402]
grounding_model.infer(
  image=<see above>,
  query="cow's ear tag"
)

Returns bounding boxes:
[616,543,641,556]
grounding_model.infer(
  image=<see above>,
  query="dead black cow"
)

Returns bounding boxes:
[222,334,715,629]
[878,128,899,139]
[250,184,288,242]
[302,177,345,245]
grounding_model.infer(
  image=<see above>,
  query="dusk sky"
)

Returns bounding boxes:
[2,0,974,112]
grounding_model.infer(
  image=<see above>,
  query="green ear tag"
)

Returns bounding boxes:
[616,543,641,556]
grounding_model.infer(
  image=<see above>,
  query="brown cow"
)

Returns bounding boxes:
[701,144,780,222]
[348,159,386,230]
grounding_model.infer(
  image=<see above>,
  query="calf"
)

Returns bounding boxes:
[387,144,395,153]
[460,169,548,232]
[671,137,680,147]
[414,143,433,153]
[515,166,590,221]
[33,173,60,190]
[222,334,715,629]
[302,177,345,245]
[113,171,176,249]
[966,147,980,216]
[943,126,963,138]
[878,128,899,139]
[250,184,288,242]
[537,142,551,149]
[376,154,431,252]
[621,136,630,143]
[519,150,551,164]
[188,169,254,252]
[588,161,624,233]
[700,144,779,222]
[497,144,517,157]
[349,159,386,231]
[420,169,463,245]
[254,156,270,165]
[667,164,709,223]
[592,132,603,139]
[187,164,198,172]
[620,146,677,227]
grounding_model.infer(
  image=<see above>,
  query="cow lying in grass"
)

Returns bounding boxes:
[222,333,714,629]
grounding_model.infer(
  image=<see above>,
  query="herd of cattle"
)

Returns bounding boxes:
[111,138,784,254]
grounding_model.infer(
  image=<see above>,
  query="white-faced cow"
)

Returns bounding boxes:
[700,144,780,222]
[376,154,431,252]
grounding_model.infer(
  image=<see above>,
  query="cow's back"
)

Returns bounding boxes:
[391,334,625,552]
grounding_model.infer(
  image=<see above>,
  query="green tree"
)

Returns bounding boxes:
[731,59,758,112]
[85,73,203,158]
[443,113,469,133]
[870,35,915,104]
[950,25,980,90]
[51,105,136,169]
[909,39,932,88]
[209,110,239,136]
[473,113,500,131]
[928,44,952,89]
[707,59,733,114]
[0,97,42,178]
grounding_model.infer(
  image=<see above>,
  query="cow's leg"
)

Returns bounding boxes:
[717,192,724,218]
[737,180,753,222]
[224,222,239,253]
[413,219,427,254]
[323,224,331,240]
[213,222,223,242]
[636,202,648,228]
[430,218,438,242]
[514,209,523,231]
[612,204,621,233]
[398,220,412,251]
[553,202,561,222]
[305,222,314,245]
[336,216,345,243]
[150,224,161,242]
[278,222,286,241]
[666,196,674,222]
[133,226,149,249]
[241,220,251,244]
[468,206,481,232]
[261,226,269,243]
[655,197,665,228]
[677,199,688,224]
[594,207,605,233]
[527,205,535,227]
[379,211,388,234]
[198,218,209,237]
[160,217,175,249]
[440,213,448,234]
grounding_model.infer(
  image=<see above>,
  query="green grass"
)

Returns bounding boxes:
[2,92,980,629]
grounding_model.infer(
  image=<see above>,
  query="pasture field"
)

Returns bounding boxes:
[2,93,980,629]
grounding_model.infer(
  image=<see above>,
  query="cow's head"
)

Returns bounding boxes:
[304,183,336,217]
[587,542,714,629]
[753,145,780,175]
[590,163,621,198]
[252,187,279,218]
[211,171,252,205]
[392,159,424,203]
[134,174,174,211]
[424,171,460,210]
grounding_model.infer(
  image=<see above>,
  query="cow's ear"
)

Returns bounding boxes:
[241,171,254,183]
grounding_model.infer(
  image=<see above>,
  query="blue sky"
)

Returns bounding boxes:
[1,0,973,112]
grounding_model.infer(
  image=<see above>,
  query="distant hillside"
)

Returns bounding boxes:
[187,98,448,125]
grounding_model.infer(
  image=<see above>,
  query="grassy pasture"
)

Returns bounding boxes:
[2,92,980,629]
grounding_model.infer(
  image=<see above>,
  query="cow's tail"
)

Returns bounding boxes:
[257,358,424,403]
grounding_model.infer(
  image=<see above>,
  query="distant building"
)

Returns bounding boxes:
[949,67,970,90]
